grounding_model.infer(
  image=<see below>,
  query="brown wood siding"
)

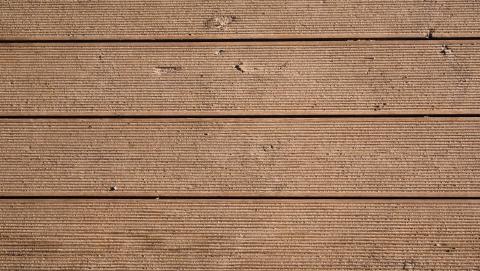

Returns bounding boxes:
[0,118,478,196]
[1,41,479,116]
[1,200,479,270]
[1,0,480,40]
[1,1,479,269]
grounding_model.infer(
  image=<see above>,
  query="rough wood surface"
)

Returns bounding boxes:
[1,199,479,270]
[1,1,480,40]
[1,41,480,116]
[2,2,479,270]
[0,118,478,195]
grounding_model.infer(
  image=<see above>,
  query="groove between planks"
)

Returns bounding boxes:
[0,118,478,195]
[0,199,479,270]
[1,41,480,116]
[1,0,480,40]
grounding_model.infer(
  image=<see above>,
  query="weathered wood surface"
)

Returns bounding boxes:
[2,1,479,270]
[1,41,480,116]
[1,0,480,40]
[0,118,478,196]
[1,200,479,270]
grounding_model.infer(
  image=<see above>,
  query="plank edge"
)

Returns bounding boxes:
[1,191,480,198]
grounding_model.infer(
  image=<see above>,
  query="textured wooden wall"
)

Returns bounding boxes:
[0,1,479,270]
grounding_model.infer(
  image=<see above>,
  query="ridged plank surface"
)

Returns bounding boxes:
[0,118,478,195]
[0,200,479,270]
[1,41,480,116]
[1,1,480,40]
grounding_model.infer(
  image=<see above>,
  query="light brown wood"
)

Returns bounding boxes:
[0,118,478,196]
[1,1,480,40]
[1,199,479,270]
[1,41,480,116]
[2,2,478,270]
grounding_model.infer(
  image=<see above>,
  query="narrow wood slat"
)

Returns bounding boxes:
[1,199,479,270]
[1,1,480,40]
[0,118,478,196]
[1,41,480,116]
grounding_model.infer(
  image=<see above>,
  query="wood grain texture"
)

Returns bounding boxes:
[0,118,478,195]
[1,199,479,270]
[1,41,480,116]
[1,0,480,40]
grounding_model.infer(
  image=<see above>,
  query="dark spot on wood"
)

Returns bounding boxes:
[235,63,245,73]
[426,29,434,39]
[262,144,274,152]
[446,247,456,252]
[440,45,452,55]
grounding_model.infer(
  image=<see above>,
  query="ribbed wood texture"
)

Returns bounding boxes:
[2,1,480,269]
[1,0,480,40]
[0,118,478,195]
[1,41,479,116]
[1,200,479,270]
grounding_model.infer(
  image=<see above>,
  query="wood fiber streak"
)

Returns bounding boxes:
[1,0,480,40]
[1,41,480,116]
[0,200,479,270]
[0,118,478,195]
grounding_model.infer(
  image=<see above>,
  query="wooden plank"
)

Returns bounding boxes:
[1,41,480,116]
[1,1,480,40]
[0,199,479,270]
[0,118,478,196]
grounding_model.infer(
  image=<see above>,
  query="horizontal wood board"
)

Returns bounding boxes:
[1,0,480,40]
[1,41,480,116]
[1,200,479,270]
[0,118,478,195]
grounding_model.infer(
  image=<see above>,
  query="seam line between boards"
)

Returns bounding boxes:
[0,114,479,119]
[2,37,480,43]
[1,196,480,200]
